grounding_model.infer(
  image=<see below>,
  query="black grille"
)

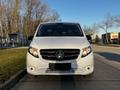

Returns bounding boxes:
[40,49,80,61]
[49,63,71,70]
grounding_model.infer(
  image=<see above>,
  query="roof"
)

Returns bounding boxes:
[40,22,80,25]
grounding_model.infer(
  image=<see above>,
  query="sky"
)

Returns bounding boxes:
[44,0,120,36]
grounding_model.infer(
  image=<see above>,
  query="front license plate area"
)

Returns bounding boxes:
[49,63,71,71]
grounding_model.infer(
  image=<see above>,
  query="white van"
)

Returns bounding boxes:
[26,22,94,75]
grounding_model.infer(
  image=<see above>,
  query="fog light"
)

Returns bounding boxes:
[29,66,35,71]
[87,67,90,70]
[86,66,91,71]
[30,67,33,70]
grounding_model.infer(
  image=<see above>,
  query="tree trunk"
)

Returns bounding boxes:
[105,28,109,44]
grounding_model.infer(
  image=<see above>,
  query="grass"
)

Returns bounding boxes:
[0,48,27,84]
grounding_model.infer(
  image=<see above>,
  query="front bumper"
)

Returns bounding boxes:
[26,52,94,75]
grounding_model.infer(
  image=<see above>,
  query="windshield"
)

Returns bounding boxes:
[36,23,84,37]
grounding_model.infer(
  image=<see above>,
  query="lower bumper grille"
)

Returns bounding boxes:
[49,63,71,70]
[40,49,80,61]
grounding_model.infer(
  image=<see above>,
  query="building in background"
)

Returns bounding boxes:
[102,32,120,44]
[8,32,26,47]
[0,32,28,48]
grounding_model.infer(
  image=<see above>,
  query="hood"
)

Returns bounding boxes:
[30,37,89,49]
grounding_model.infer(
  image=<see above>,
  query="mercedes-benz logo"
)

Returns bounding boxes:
[55,50,64,59]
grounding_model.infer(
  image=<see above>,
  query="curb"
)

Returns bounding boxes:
[93,44,120,47]
[107,45,120,47]
[0,69,26,90]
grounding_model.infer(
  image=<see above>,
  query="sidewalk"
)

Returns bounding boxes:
[107,44,120,47]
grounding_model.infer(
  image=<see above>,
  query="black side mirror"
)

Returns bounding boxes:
[28,36,33,41]
[86,35,92,43]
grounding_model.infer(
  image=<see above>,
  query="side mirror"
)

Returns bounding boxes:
[28,36,33,41]
[86,35,92,43]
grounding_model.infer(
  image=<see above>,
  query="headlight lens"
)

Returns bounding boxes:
[81,46,92,57]
[28,47,39,58]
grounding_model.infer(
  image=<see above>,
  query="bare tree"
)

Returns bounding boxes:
[98,13,113,44]
[83,23,98,36]
[10,0,20,33]
[83,25,92,35]
[45,10,60,22]
[0,0,9,37]
[35,2,49,22]
[0,0,60,46]
[113,15,120,27]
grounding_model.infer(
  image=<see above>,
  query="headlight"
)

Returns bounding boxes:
[28,46,39,58]
[81,46,92,57]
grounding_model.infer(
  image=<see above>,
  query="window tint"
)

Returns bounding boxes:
[36,23,84,37]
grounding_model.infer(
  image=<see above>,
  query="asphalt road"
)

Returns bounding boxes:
[11,45,120,90]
